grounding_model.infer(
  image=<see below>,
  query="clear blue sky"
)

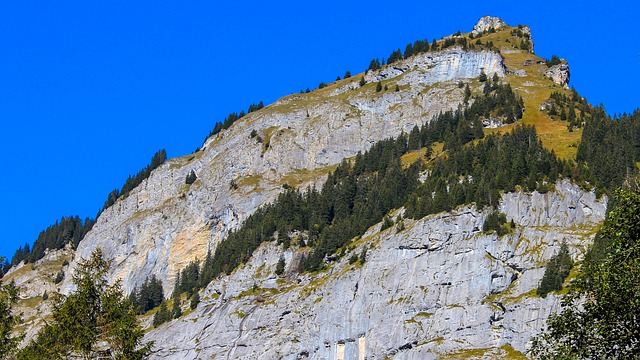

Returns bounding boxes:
[1,1,638,261]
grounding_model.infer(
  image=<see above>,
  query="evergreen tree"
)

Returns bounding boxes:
[190,292,200,310]
[0,274,22,358]
[367,58,381,71]
[172,295,182,319]
[185,170,197,185]
[533,190,640,358]
[19,249,152,359]
[537,242,573,298]
[275,257,286,276]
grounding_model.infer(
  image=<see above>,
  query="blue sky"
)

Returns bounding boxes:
[1,1,638,261]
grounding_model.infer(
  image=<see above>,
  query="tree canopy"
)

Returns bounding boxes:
[19,249,152,359]
[532,189,640,358]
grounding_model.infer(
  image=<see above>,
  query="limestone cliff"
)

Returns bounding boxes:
[144,180,606,359]
[62,45,506,298]
[6,16,602,358]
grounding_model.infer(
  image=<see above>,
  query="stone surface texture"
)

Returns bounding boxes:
[4,18,606,358]
[472,16,507,35]
[544,62,570,88]
[145,180,606,359]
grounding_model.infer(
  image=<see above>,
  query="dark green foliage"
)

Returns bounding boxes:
[358,247,367,265]
[185,169,197,185]
[189,292,200,310]
[344,71,351,79]
[478,71,487,82]
[404,125,570,219]
[174,81,534,294]
[129,275,164,314]
[483,210,511,236]
[206,135,421,276]
[577,107,640,192]
[0,277,22,358]
[407,125,421,151]
[367,58,381,71]
[537,242,573,298]
[359,77,366,87]
[173,259,201,297]
[387,48,403,64]
[395,84,400,92]
[545,55,561,67]
[206,101,264,140]
[532,190,640,358]
[318,82,327,89]
[152,302,171,328]
[348,254,359,264]
[275,257,285,276]
[10,216,95,269]
[54,270,64,284]
[101,149,167,215]
[19,249,151,359]
[375,82,382,92]
[172,295,182,319]
[380,216,394,231]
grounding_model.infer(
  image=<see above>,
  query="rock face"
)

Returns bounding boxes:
[544,62,570,88]
[472,16,506,35]
[144,180,606,359]
[364,48,505,84]
[62,47,507,298]
[12,18,606,359]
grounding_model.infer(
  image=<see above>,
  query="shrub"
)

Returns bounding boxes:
[537,242,573,298]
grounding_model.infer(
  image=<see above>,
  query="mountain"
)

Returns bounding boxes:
[3,16,631,359]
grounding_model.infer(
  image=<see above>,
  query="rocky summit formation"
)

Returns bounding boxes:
[472,16,506,35]
[6,16,606,358]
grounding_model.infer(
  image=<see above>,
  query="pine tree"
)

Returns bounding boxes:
[172,295,182,319]
[0,276,22,358]
[275,257,286,276]
[190,292,200,310]
[19,249,152,359]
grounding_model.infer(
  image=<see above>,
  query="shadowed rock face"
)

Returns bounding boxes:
[144,180,606,359]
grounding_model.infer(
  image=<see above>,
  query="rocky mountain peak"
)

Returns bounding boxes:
[472,15,507,35]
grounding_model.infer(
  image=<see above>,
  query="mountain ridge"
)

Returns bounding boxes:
[4,15,625,359]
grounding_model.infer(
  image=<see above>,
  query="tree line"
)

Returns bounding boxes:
[171,78,549,297]
[100,148,167,213]
[205,101,264,141]
[9,216,95,270]
[577,107,640,192]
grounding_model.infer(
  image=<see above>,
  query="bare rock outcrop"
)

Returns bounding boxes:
[472,16,507,35]
[544,62,570,88]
